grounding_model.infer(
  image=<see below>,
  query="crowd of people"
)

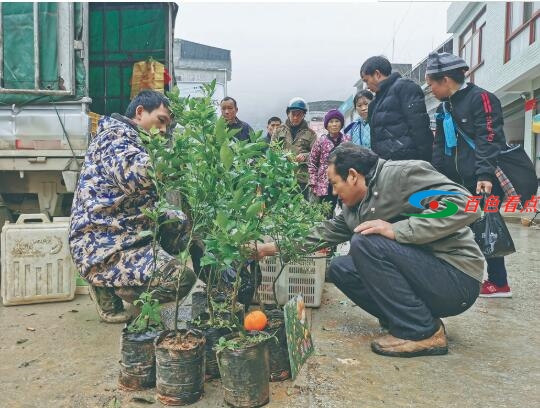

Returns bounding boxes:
[69,52,526,357]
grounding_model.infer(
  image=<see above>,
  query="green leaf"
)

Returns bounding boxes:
[220,143,234,171]
[215,118,227,144]
[246,201,263,219]
[216,211,228,229]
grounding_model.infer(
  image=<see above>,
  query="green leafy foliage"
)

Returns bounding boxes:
[214,332,274,352]
[140,80,328,330]
[127,292,163,333]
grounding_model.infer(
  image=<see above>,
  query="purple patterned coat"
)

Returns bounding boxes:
[308,133,351,197]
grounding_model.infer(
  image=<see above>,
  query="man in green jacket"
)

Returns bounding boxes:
[256,143,483,357]
[272,97,317,199]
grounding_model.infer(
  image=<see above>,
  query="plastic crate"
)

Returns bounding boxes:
[1,214,76,305]
[259,253,326,307]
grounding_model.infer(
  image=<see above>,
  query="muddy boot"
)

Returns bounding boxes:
[88,285,132,324]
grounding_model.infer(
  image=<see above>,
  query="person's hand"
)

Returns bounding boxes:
[295,153,305,162]
[246,242,278,260]
[354,219,395,240]
[476,180,492,194]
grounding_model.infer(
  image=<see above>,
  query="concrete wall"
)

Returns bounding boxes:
[447,2,475,32]
[174,68,228,85]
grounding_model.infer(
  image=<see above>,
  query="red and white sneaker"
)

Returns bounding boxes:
[479,280,512,298]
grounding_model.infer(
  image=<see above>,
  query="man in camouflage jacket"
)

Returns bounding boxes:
[69,90,196,323]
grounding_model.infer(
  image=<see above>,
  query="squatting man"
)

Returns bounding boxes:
[255,143,484,357]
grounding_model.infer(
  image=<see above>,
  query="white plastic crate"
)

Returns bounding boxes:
[336,241,350,256]
[259,253,326,307]
[1,214,76,305]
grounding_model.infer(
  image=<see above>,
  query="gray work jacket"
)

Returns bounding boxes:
[302,159,484,282]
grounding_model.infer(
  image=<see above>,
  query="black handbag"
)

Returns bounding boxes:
[471,199,516,258]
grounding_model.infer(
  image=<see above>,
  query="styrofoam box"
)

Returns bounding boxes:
[1,214,76,305]
[259,253,326,307]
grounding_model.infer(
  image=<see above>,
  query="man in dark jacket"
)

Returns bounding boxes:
[264,116,282,144]
[220,96,254,141]
[361,56,433,162]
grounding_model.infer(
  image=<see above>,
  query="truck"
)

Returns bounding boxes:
[0,2,178,228]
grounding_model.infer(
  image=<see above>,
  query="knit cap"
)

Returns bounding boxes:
[324,109,344,129]
[426,52,469,75]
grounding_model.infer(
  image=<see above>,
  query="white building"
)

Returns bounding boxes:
[173,39,231,107]
[445,2,540,173]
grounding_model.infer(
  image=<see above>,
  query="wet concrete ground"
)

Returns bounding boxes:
[1,222,539,407]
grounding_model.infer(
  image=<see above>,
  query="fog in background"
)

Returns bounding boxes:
[175,2,450,131]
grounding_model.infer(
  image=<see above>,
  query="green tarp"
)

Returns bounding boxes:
[0,2,174,114]
[0,2,86,105]
[88,3,170,115]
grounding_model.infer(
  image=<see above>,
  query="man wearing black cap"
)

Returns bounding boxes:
[426,52,536,299]
[360,56,433,162]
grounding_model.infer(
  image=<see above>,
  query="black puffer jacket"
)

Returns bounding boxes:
[432,83,506,189]
[368,72,433,162]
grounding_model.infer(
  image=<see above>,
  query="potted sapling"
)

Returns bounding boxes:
[117,199,174,391]
[253,144,328,382]
[139,101,216,405]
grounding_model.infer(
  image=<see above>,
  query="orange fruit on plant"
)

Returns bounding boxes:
[244,310,268,331]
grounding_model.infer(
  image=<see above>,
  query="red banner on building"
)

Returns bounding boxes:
[525,98,537,112]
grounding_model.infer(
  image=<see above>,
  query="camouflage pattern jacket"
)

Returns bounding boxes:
[68,114,186,281]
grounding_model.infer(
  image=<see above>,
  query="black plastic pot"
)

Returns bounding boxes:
[216,332,270,408]
[118,327,161,391]
[155,329,206,406]
[188,313,234,380]
[215,303,245,326]
[265,308,291,381]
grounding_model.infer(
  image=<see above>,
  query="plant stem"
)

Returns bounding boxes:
[230,261,244,334]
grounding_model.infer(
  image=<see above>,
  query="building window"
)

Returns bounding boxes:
[459,7,486,82]
[505,2,540,62]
